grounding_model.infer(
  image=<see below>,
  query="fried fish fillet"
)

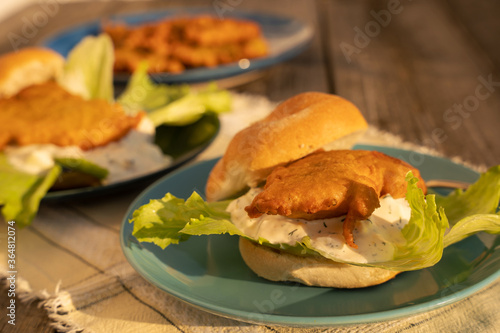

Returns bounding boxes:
[103,15,268,74]
[245,150,427,248]
[0,81,142,151]
[183,16,264,46]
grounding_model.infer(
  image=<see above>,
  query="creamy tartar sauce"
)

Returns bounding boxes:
[227,188,412,264]
[5,117,171,184]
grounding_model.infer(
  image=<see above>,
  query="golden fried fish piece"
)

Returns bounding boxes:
[245,150,427,248]
[103,15,268,74]
[0,81,142,151]
[183,15,264,46]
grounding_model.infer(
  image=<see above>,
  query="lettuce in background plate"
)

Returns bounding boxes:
[42,8,314,84]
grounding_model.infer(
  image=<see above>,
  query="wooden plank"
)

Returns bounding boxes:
[323,0,500,167]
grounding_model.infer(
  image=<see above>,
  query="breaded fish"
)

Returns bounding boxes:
[245,150,427,248]
[183,16,264,46]
[103,15,268,74]
[0,81,142,151]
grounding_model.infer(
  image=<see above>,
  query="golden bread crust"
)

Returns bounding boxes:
[205,92,368,201]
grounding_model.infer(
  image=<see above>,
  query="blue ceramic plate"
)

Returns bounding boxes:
[42,8,314,84]
[120,145,500,326]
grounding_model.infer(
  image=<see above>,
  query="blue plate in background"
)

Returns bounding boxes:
[120,145,500,326]
[42,8,314,84]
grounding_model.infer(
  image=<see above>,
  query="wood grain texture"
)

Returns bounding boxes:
[323,0,500,167]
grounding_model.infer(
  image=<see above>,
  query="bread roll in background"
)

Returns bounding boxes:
[205,92,368,202]
[0,47,64,98]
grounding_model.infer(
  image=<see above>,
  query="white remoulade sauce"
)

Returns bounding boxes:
[227,188,412,264]
[5,117,171,184]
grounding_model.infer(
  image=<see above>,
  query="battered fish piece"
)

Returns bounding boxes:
[182,16,264,46]
[245,150,427,248]
[103,15,268,74]
[0,81,142,151]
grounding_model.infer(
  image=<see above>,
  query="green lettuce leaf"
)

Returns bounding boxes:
[117,62,232,126]
[55,157,108,180]
[0,154,61,227]
[147,83,231,126]
[385,173,449,270]
[117,61,189,115]
[0,153,110,226]
[443,214,500,247]
[369,173,449,270]
[131,192,233,249]
[57,34,114,102]
[130,167,500,271]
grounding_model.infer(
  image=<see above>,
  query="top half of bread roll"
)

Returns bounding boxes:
[205,92,368,202]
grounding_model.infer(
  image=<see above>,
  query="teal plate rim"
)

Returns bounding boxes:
[120,145,500,327]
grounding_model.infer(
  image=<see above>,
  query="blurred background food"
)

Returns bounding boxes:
[104,15,268,74]
[0,1,500,332]
[0,34,230,228]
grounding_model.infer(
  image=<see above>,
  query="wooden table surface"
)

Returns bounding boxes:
[1,0,499,332]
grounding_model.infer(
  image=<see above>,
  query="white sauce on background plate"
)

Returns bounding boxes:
[5,117,171,184]
[227,188,411,264]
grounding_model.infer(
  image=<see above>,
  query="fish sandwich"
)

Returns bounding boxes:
[130,91,500,289]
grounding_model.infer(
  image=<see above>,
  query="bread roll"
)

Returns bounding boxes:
[239,238,400,288]
[206,92,368,202]
[0,47,64,98]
